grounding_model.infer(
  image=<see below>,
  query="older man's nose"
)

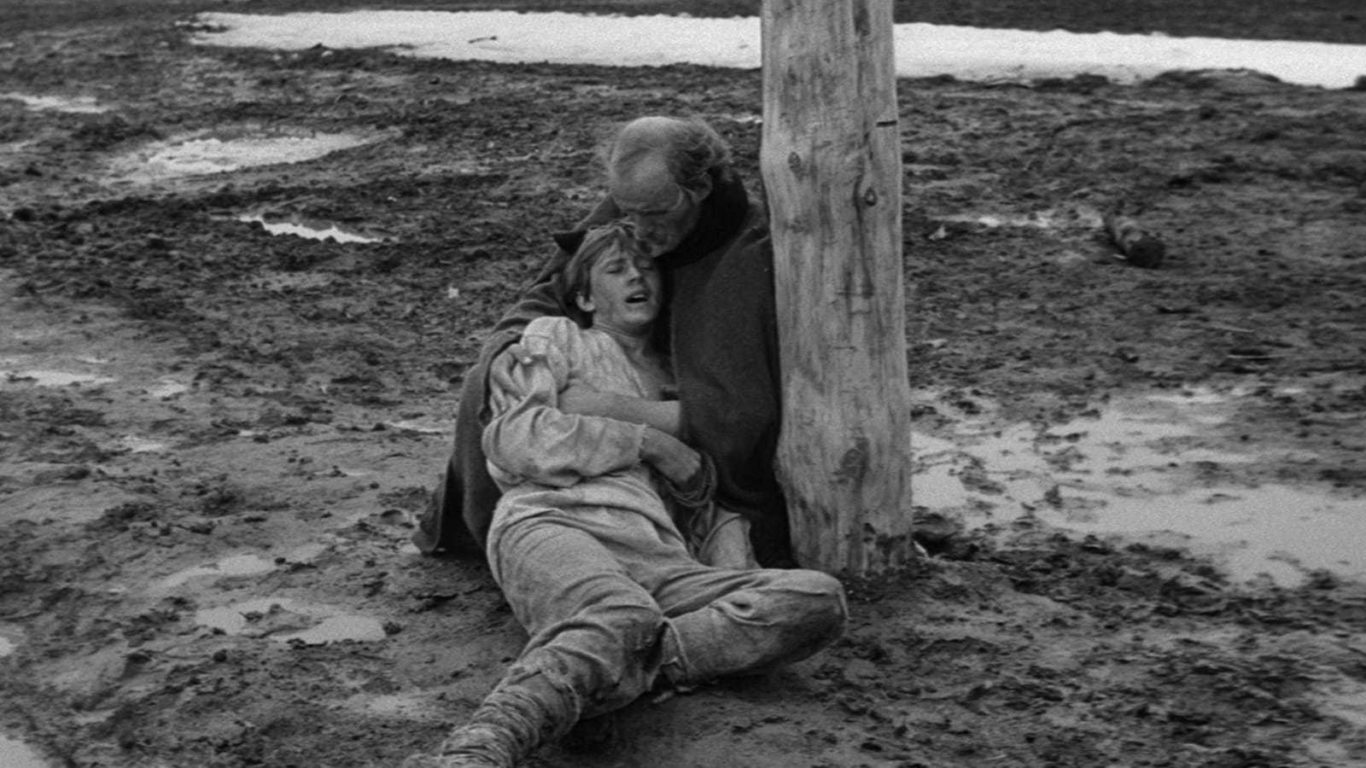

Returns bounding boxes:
[631,229,659,250]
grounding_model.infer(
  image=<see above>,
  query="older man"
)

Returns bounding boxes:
[415,116,792,568]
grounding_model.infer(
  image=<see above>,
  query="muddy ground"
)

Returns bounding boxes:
[3,2,1366,767]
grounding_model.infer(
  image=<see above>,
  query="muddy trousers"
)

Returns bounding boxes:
[437,513,848,767]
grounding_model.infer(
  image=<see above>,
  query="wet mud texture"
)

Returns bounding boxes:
[3,2,1366,767]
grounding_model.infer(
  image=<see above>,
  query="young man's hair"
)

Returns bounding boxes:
[557,221,644,328]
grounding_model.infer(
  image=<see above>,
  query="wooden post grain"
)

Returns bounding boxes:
[761,0,914,574]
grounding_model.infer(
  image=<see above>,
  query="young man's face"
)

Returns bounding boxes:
[610,156,708,258]
[577,246,663,335]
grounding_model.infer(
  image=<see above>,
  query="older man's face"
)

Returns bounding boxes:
[610,156,706,258]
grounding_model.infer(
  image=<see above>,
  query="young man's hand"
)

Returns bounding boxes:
[641,427,700,485]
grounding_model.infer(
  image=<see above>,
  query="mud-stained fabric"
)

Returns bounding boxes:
[483,316,674,544]
[487,513,847,719]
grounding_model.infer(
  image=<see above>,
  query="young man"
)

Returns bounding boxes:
[415,116,792,568]
[401,224,846,768]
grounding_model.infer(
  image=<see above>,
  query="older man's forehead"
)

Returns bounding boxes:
[613,188,683,216]
[610,155,677,205]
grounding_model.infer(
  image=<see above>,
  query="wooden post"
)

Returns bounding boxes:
[761,0,914,574]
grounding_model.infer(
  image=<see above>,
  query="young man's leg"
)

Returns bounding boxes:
[408,517,668,768]
[647,565,848,686]
[597,528,846,689]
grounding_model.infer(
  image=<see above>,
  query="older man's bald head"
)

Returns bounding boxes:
[606,116,731,194]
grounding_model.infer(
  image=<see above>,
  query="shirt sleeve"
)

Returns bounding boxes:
[481,319,647,488]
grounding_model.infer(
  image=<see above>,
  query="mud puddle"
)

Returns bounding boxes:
[1,91,108,113]
[914,385,1366,586]
[239,213,382,244]
[106,127,391,184]
[156,542,335,591]
[933,203,1105,232]
[195,597,387,644]
[0,735,49,768]
[0,367,118,387]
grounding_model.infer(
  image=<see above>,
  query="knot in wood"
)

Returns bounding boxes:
[787,151,804,177]
[862,187,878,206]
[833,437,870,484]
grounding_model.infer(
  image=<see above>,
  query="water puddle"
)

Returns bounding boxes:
[339,692,441,719]
[158,554,277,589]
[1,368,117,387]
[718,113,762,126]
[934,205,1104,232]
[6,489,116,525]
[282,615,389,645]
[156,542,335,591]
[2,91,108,114]
[1055,484,1364,586]
[384,419,450,435]
[916,387,1366,586]
[107,128,387,184]
[1318,684,1366,731]
[287,541,332,564]
[196,598,387,644]
[147,380,190,400]
[240,213,381,244]
[0,735,49,768]
[118,436,170,454]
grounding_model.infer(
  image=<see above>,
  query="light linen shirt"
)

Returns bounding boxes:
[482,316,682,547]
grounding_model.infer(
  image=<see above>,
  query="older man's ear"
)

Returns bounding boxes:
[687,172,713,203]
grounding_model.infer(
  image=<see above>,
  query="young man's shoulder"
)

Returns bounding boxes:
[522,315,585,347]
[524,314,574,332]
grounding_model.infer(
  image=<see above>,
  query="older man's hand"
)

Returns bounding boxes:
[557,382,618,418]
[560,382,682,436]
